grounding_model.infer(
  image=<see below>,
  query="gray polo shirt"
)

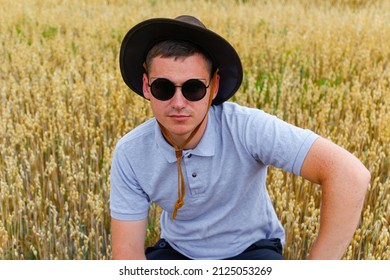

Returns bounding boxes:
[110,102,318,259]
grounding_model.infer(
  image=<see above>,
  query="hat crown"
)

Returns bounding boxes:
[174,15,206,29]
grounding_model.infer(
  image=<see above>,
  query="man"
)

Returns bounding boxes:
[110,15,370,260]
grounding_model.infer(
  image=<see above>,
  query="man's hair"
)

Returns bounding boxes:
[145,40,214,77]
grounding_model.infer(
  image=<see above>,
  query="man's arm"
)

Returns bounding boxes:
[300,136,370,259]
[111,218,148,260]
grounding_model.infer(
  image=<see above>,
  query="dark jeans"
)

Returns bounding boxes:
[145,238,284,260]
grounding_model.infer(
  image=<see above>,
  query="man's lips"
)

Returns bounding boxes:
[169,114,190,121]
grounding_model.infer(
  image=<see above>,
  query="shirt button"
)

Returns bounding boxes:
[187,154,192,158]
[192,172,197,178]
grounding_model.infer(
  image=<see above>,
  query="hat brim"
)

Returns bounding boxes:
[119,18,243,105]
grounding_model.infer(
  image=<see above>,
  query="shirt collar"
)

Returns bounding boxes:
[155,108,216,163]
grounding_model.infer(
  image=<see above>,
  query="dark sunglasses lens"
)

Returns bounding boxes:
[182,79,207,101]
[150,79,175,101]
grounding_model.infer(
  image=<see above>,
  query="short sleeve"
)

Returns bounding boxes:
[243,110,319,175]
[109,143,150,220]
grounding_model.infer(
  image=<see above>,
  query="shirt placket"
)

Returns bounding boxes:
[182,151,207,196]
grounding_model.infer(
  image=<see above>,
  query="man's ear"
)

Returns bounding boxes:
[211,73,220,100]
[142,73,151,100]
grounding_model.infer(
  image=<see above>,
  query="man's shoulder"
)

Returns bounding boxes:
[212,102,268,126]
[214,101,265,116]
[115,118,156,150]
[214,101,246,112]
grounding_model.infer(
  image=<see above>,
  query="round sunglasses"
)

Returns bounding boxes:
[148,78,210,101]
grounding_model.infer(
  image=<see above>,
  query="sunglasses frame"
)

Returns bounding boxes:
[148,78,211,102]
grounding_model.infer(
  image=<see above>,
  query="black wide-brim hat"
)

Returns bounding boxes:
[119,15,243,105]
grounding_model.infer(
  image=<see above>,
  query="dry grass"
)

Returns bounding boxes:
[0,0,389,259]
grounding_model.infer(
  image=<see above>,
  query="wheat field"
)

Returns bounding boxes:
[0,0,389,260]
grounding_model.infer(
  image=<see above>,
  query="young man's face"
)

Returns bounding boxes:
[143,53,219,148]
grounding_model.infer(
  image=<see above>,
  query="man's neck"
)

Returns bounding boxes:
[160,114,209,151]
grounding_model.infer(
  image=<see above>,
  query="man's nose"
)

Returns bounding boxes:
[170,87,187,107]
